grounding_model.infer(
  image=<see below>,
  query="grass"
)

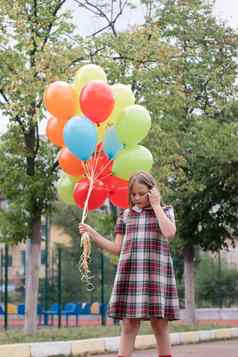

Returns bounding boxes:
[0,321,235,345]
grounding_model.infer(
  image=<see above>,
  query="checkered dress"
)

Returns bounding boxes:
[108,206,180,321]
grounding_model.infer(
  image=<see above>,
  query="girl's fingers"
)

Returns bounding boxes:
[79,224,86,234]
[79,224,90,235]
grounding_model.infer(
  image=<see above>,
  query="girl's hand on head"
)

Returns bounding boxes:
[148,187,161,207]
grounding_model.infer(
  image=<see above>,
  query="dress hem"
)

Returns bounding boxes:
[108,314,180,321]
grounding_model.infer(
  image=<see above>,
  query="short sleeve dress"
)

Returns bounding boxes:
[108,205,180,321]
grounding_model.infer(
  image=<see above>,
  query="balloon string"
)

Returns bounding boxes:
[91,145,103,178]
[81,175,94,223]
[89,146,98,176]
[91,149,98,173]
[79,144,105,289]
[79,174,95,289]
[94,159,113,181]
[82,162,90,180]
[85,162,92,178]
[95,171,112,184]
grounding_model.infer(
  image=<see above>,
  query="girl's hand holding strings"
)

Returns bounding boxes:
[79,223,96,239]
[148,187,161,207]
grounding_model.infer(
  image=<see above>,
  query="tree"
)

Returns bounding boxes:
[196,255,238,307]
[74,0,238,324]
[152,0,238,323]
[1,0,237,332]
[0,0,85,334]
[0,0,139,333]
[70,0,238,323]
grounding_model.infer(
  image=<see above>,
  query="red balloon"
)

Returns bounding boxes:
[109,187,129,209]
[102,175,127,190]
[80,81,115,124]
[73,178,108,210]
[103,176,129,209]
[88,150,113,180]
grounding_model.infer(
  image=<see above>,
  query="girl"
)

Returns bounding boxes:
[79,171,180,357]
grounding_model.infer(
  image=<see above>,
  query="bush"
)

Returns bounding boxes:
[195,254,238,307]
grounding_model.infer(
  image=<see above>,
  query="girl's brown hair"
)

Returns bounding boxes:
[128,171,157,208]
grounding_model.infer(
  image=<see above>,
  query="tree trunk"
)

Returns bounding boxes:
[24,217,41,334]
[183,245,196,324]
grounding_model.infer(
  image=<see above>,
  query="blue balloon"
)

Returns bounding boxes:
[103,126,123,160]
[64,116,97,161]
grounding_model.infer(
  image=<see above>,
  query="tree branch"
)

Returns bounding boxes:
[66,56,86,68]
[51,159,59,173]
[114,0,128,23]
[73,0,130,37]
[0,90,9,104]
[76,0,111,23]
[74,0,99,16]
[34,122,40,156]
[40,0,67,51]
[88,23,112,37]
[15,115,26,133]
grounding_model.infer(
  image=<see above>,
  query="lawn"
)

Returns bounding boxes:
[0,321,235,345]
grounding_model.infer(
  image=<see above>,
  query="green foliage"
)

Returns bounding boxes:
[196,255,238,307]
[153,0,238,251]
[0,0,88,332]
[68,0,238,256]
[0,128,58,243]
[0,0,238,319]
[49,202,116,302]
[175,120,238,251]
[0,1,85,243]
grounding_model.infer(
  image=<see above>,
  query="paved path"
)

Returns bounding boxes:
[95,339,238,357]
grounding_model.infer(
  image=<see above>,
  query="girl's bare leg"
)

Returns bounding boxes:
[118,318,141,357]
[150,319,172,356]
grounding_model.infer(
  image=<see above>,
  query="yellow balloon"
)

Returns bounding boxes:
[59,170,83,183]
[112,83,135,109]
[108,84,135,125]
[74,64,107,93]
[67,174,83,183]
[107,108,122,125]
[97,122,108,143]
[71,84,82,115]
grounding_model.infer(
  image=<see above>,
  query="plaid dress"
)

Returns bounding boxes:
[108,206,180,321]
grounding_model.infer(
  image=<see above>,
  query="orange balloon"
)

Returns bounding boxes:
[46,116,65,147]
[44,81,78,121]
[58,147,85,176]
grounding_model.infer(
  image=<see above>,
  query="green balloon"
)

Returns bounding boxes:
[57,175,76,205]
[112,145,153,180]
[116,105,151,146]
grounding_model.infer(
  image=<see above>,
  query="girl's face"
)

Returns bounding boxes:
[131,182,151,208]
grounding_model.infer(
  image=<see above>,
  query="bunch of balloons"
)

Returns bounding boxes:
[44,64,153,212]
[44,64,153,280]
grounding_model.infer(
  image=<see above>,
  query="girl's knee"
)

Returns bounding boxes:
[150,319,169,335]
[122,319,140,334]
